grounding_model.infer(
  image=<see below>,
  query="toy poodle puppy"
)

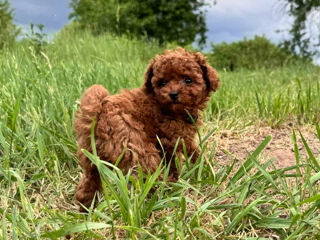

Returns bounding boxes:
[75,47,219,210]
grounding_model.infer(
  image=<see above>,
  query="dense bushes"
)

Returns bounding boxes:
[208,35,308,70]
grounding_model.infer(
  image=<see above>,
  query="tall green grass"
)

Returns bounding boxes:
[0,31,319,239]
[207,66,320,128]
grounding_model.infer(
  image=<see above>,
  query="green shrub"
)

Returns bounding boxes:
[24,23,48,54]
[208,35,308,71]
[0,0,20,49]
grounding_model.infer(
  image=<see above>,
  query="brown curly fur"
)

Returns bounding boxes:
[74,48,219,210]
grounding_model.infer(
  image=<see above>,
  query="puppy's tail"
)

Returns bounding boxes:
[75,84,109,140]
[78,84,109,118]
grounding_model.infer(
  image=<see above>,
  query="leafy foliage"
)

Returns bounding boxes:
[209,35,307,71]
[24,23,48,54]
[69,0,208,46]
[279,0,320,58]
[0,0,20,49]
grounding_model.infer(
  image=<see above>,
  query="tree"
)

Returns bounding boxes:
[69,0,208,46]
[279,0,320,58]
[0,0,20,49]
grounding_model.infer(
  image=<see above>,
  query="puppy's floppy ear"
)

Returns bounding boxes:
[193,52,219,93]
[144,60,154,93]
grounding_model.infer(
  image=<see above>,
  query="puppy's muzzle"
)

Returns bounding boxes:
[169,91,179,101]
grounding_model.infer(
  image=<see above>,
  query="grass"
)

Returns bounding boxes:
[0,30,319,239]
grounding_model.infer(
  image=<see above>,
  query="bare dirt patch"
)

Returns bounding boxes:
[215,124,320,169]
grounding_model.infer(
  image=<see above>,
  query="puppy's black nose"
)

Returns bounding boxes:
[169,91,179,101]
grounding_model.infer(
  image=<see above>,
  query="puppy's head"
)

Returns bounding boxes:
[144,47,219,114]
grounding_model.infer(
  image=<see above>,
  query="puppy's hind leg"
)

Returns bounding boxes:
[75,150,101,212]
[75,166,101,212]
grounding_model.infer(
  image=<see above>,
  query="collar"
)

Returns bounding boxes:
[184,113,198,124]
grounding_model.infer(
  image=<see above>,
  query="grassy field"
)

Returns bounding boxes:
[0,30,320,239]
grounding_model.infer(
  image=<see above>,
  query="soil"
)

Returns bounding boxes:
[214,124,320,169]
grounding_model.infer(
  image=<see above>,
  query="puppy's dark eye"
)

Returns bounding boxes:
[159,79,167,87]
[184,77,192,85]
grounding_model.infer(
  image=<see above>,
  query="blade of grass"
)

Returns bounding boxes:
[299,130,320,171]
[255,217,291,229]
[297,194,320,206]
[0,208,31,236]
[226,197,264,234]
[138,162,162,207]
[228,136,271,187]
[2,209,7,240]
[315,122,320,140]
[292,129,302,176]
[251,158,279,191]
[201,128,216,144]
[42,222,111,239]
